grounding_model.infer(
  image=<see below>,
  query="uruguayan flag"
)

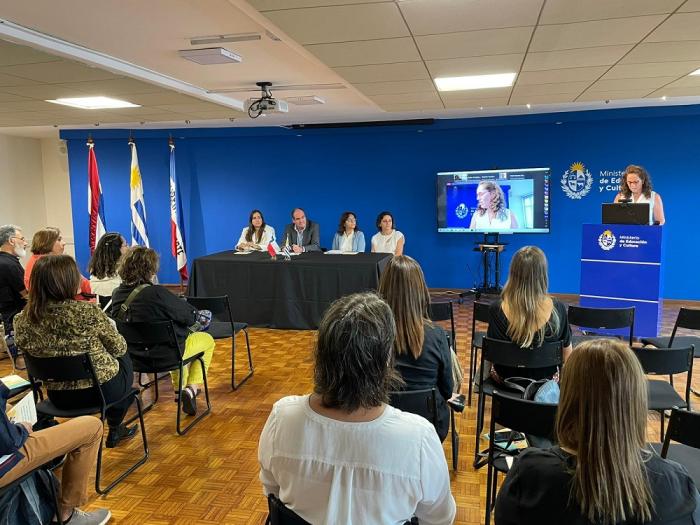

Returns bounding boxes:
[129,140,150,247]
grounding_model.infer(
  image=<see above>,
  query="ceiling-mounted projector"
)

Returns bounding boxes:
[247,82,288,118]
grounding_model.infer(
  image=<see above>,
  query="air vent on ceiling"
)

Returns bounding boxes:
[179,47,241,65]
[286,96,325,106]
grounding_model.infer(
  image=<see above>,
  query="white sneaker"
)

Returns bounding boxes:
[66,508,111,525]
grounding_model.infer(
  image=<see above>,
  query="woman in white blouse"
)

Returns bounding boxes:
[236,209,275,251]
[331,211,366,252]
[371,211,405,255]
[88,232,127,298]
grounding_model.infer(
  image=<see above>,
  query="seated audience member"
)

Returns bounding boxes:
[495,338,700,524]
[0,383,111,524]
[236,209,276,251]
[487,245,572,384]
[0,224,28,335]
[258,292,455,525]
[378,255,454,442]
[24,227,92,300]
[279,208,320,253]
[13,255,137,448]
[111,247,215,416]
[371,211,404,255]
[331,211,365,252]
[88,233,127,299]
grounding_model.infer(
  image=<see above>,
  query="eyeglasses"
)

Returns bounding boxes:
[11,236,26,242]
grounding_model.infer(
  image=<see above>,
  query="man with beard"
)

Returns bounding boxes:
[0,224,28,336]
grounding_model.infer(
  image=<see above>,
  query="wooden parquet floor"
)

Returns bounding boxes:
[2,294,699,524]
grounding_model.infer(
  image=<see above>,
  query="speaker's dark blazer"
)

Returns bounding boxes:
[280,220,321,252]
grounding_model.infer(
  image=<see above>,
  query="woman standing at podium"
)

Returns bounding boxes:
[614,165,665,225]
[236,209,276,251]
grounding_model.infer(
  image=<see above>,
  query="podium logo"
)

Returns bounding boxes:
[598,229,616,251]
[561,161,593,199]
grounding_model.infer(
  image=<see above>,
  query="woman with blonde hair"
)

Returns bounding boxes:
[469,181,518,229]
[487,245,572,383]
[495,339,699,524]
[378,255,453,441]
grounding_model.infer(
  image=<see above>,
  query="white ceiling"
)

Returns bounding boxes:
[1,0,700,137]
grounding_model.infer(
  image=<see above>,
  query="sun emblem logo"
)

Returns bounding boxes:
[561,161,593,199]
[455,203,468,219]
[598,229,616,251]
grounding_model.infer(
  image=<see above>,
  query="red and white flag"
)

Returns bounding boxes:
[169,140,188,280]
[87,140,106,254]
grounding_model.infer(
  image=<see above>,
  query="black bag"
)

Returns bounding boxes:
[0,469,59,525]
[503,376,560,403]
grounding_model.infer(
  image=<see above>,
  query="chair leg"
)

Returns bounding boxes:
[125,372,160,425]
[96,395,150,495]
[474,391,487,469]
[484,460,494,525]
[450,410,459,471]
[659,410,665,442]
[467,345,475,407]
[232,330,254,390]
[177,356,212,436]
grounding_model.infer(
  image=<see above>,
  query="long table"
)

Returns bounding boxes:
[187,251,392,329]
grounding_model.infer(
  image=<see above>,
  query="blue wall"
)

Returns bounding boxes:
[61,105,700,300]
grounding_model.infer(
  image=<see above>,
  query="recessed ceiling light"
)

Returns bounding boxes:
[434,72,516,92]
[690,68,700,76]
[46,96,141,109]
[661,95,667,101]
[526,103,531,109]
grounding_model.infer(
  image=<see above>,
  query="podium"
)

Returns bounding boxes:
[580,224,663,338]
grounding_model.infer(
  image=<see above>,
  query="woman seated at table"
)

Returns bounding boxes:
[259,292,456,524]
[371,211,404,255]
[14,255,137,449]
[88,232,127,299]
[331,211,365,252]
[487,245,572,384]
[111,247,215,416]
[378,255,453,442]
[495,338,700,524]
[236,209,275,251]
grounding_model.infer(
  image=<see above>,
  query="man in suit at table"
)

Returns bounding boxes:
[281,208,321,253]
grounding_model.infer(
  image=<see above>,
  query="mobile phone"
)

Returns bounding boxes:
[493,430,525,443]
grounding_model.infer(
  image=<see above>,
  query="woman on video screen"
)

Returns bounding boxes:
[469,181,518,229]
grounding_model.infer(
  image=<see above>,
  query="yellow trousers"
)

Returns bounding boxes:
[171,331,215,387]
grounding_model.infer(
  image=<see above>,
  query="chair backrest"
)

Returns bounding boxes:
[471,300,490,345]
[266,493,311,525]
[568,305,635,342]
[97,295,112,309]
[429,301,455,345]
[661,408,700,456]
[632,346,694,376]
[186,295,233,323]
[670,307,700,344]
[389,388,438,429]
[23,352,104,406]
[116,320,183,373]
[481,337,563,371]
[491,391,558,442]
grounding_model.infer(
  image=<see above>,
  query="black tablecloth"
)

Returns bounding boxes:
[187,251,392,329]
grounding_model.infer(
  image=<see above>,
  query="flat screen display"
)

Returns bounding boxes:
[436,167,550,233]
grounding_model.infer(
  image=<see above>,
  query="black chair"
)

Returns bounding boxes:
[266,493,311,525]
[468,300,490,407]
[633,346,693,441]
[474,337,563,469]
[186,295,253,390]
[389,387,459,471]
[484,391,558,525]
[429,301,456,350]
[654,408,700,487]
[568,305,635,346]
[23,352,149,495]
[97,295,112,311]
[0,466,63,524]
[117,320,211,435]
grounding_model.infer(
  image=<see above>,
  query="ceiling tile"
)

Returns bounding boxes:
[517,66,608,84]
[679,0,700,11]
[442,97,509,109]
[333,62,429,83]
[0,73,40,87]
[602,61,700,78]
[540,0,682,24]
[645,12,700,42]
[0,84,97,100]
[0,100,58,112]
[652,86,700,97]
[621,41,700,63]
[440,87,513,101]
[1,61,120,84]
[0,92,32,103]
[370,91,441,105]
[261,4,408,45]
[249,0,384,10]
[531,16,666,52]
[353,79,437,96]
[58,78,166,96]
[523,45,633,71]
[511,81,591,96]
[416,27,533,61]
[661,75,700,88]
[509,93,577,104]
[120,92,209,106]
[305,38,420,68]
[587,76,677,91]
[0,40,63,66]
[153,102,230,113]
[380,101,445,112]
[426,54,523,78]
[399,0,542,36]
[576,89,655,102]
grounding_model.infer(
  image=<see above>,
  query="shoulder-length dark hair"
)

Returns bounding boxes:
[620,165,653,199]
[88,232,125,279]
[245,209,267,243]
[25,255,81,324]
[30,227,61,255]
[375,211,394,232]
[118,246,159,286]
[314,292,402,412]
[378,255,431,359]
[336,211,360,234]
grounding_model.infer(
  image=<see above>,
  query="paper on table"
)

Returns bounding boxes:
[7,391,37,425]
[325,250,358,255]
[234,249,254,255]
